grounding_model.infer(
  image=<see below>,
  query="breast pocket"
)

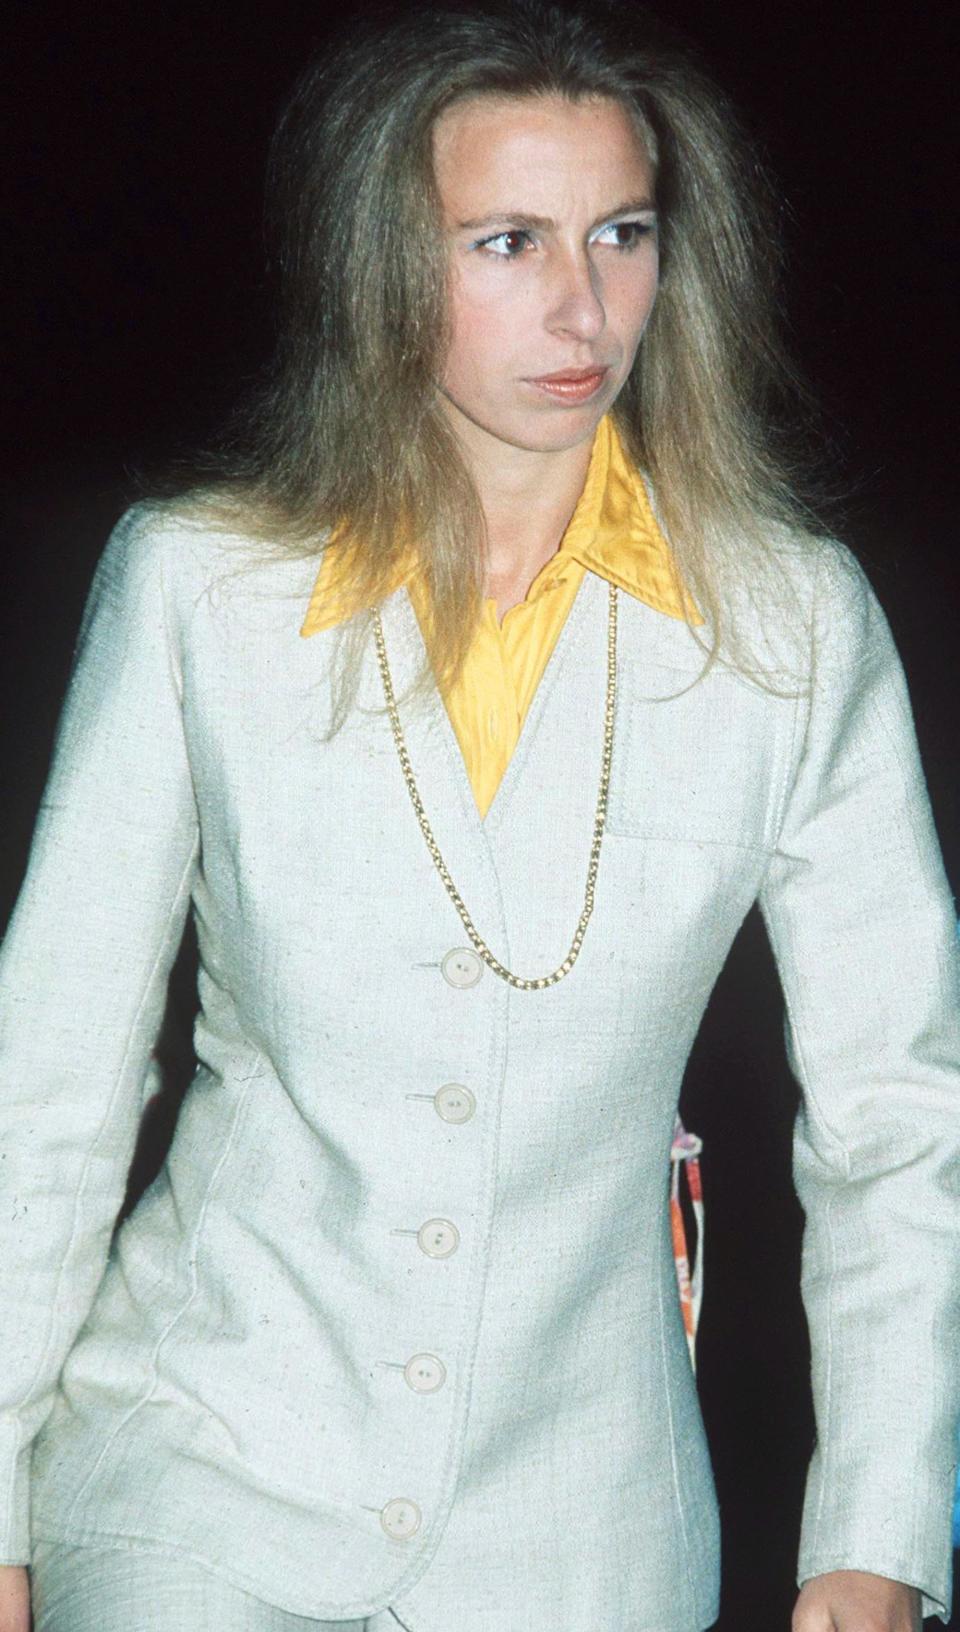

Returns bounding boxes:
[605,667,798,852]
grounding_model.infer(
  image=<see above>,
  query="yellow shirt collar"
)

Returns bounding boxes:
[300,414,697,636]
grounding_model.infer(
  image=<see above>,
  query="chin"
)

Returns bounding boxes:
[508,403,609,452]
[453,399,609,456]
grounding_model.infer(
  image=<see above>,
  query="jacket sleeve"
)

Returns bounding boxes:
[757,540,960,1623]
[0,506,200,1563]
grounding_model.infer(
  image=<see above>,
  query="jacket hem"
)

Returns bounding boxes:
[29,1520,407,1622]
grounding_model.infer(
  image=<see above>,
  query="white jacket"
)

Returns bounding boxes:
[1,506,958,1631]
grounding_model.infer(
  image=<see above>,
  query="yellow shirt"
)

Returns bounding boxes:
[301,415,695,817]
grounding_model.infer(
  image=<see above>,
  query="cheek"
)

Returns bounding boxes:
[609,257,659,340]
[443,278,530,392]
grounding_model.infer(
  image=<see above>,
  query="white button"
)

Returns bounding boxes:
[380,1497,422,1540]
[417,1218,460,1258]
[434,1083,476,1123]
[441,948,483,989]
[403,1352,447,1393]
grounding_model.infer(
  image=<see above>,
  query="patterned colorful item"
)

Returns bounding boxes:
[670,1116,704,1372]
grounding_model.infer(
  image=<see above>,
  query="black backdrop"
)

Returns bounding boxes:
[2,2,958,1627]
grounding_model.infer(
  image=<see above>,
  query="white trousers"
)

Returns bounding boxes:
[30,1543,406,1632]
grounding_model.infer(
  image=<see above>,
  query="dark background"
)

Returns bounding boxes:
[2,2,958,1627]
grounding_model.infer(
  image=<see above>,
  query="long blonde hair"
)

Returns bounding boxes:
[167,0,833,720]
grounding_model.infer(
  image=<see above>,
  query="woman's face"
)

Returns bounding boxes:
[432,92,658,458]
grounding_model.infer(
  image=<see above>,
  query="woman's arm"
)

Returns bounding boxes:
[758,542,960,1625]
[0,507,200,1565]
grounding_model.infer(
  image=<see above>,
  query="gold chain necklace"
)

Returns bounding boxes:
[371,582,618,991]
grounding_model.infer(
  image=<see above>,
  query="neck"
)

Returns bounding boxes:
[444,405,596,619]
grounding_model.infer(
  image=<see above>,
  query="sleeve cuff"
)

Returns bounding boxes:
[0,1417,31,1566]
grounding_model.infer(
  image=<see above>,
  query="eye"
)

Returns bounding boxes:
[592,220,655,251]
[474,228,533,258]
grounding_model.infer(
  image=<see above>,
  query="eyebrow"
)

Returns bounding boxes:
[455,197,657,233]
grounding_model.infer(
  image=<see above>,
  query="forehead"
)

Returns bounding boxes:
[431,93,654,214]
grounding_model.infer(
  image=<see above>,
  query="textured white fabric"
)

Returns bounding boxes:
[30,1542,386,1631]
[1,506,958,1631]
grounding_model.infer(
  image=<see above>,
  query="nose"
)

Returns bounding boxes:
[545,248,606,343]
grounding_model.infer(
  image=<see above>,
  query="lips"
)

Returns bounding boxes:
[526,365,610,402]
[532,366,608,383]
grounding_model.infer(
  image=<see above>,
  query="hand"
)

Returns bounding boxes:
[0,1566,30,1632]
[793,1569,922,1632]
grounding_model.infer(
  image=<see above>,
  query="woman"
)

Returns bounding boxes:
[1,2,957,1629]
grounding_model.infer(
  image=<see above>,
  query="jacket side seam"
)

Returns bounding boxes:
[10,840,199,1481]
[60,1047,263,1532]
